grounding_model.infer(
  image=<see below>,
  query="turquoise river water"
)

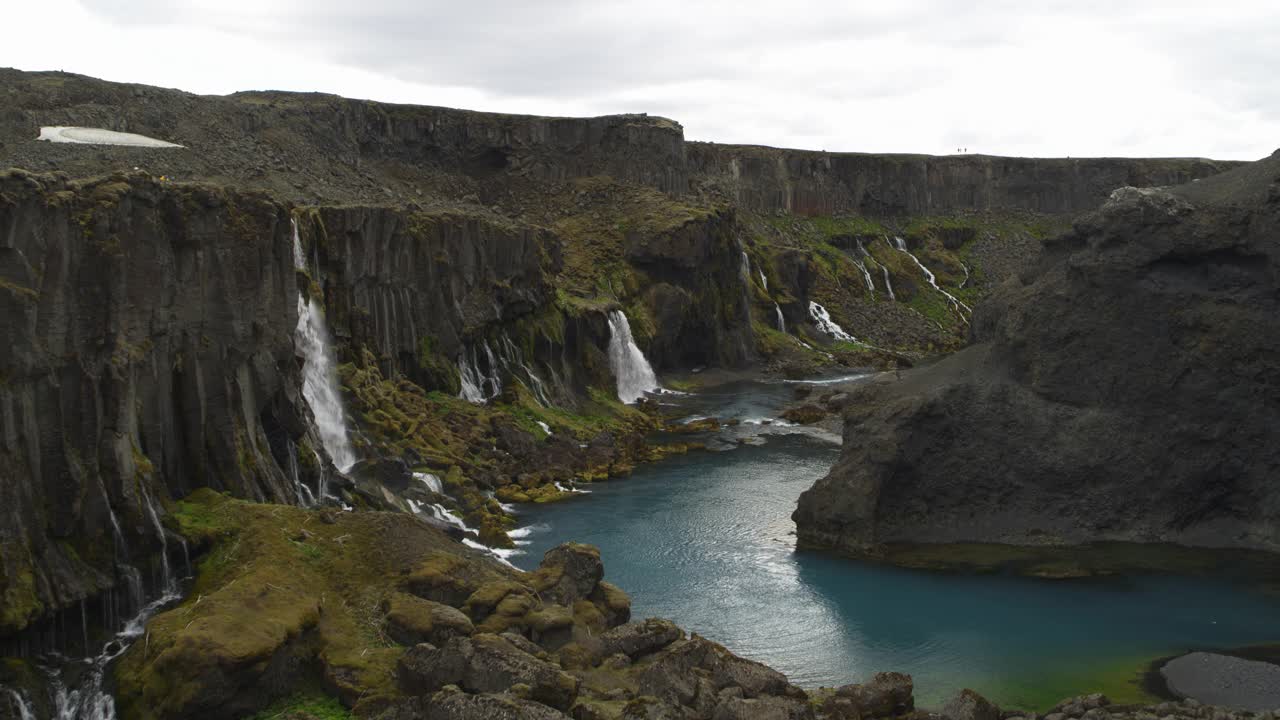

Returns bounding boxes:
[511,375,1280,710]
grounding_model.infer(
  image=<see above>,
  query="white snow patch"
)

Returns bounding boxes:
[39,126,183,148]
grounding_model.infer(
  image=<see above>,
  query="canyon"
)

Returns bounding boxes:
[0,68,1275,720]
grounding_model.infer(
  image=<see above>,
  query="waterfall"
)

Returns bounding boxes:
[854,260,875,298]
[139,486,174,594]
[808,302,856,342]
[758,269,768,291]
[959,262,971,289]
[606,310,661,404]
[293,220,357,475]
[892,236,972,323]
[774,303,786,333]
[739,251,751,284]
[457,333,551,405]
[286,439,316,507]
[882,266,896,301]
[414,472,443,494]
[5,687,35,720]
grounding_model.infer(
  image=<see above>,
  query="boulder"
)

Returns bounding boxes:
[383,592,475,646]
[533,544,605,605]
[943,689,1001,720]
[712,695,814,720]
[376,689,570,719]
[826,672,914,719]
[598,619,684,660]
[398,635,579,710]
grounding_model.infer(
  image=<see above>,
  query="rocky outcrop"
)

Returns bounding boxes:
[795,154,1280,557]
[689,143,1240,216]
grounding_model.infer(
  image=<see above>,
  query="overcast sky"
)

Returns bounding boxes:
[7,0,1278,159]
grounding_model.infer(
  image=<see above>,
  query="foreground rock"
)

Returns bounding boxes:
[1160,652,1280,712]
[107,493,821,720]
[796,153,1280,560]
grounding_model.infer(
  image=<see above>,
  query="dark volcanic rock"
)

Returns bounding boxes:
[795,156,1280,556]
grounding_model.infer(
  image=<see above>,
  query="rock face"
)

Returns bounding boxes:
[688,142,1240,216]
[0,70,1236,213]
[0,171,313,637]
[795,155,1280,556]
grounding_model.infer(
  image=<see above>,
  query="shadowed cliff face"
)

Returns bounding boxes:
[794,155,1280,557]
[0,171,312,636]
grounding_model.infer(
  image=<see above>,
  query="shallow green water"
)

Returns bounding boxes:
[511,376,1280,709]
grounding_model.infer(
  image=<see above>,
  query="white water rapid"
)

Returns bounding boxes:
[606,310,661,404]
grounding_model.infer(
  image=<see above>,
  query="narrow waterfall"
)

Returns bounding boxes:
[854,260,875,297]
[140,486,174,594]
[758,269,768,291]
[774,303,786,333]
[293,222,357,474]
[457,333,552,405]
[607,310,661,404]
[739,251,751,284]
[892,236,972,323]
[808,302,856,341]
[882,266,896,301]
[959,262,971,289]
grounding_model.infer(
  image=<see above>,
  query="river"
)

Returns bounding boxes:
[510,374,1280,710]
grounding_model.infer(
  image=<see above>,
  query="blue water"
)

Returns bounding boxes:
[511,376,1280,709]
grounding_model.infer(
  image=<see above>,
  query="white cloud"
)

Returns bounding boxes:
[6,0,1277,159]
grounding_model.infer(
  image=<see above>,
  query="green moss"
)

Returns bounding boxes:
[248,693,353,720]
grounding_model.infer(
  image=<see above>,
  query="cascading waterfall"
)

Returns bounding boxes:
[854,241,876,298]
[606,310,661,404]
[739,251,751,284]
[881,266,896,301]
[456,333,552,406]
[854,260,875,297]
[774,303,786,333]
[892,236,972,323]
[758,269,768,291]
[36,488,187,720]
[139,486,174,594]
[959,262,971,289]
[808,302,856,342]
[414,472,443,494]
[5,687,35,720]
[293,221,357,475]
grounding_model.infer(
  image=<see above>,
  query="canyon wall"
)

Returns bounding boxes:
[794,154,1280,557]
[0,70,1239,214]
[0,171,313,638]
[688,142,1241,216]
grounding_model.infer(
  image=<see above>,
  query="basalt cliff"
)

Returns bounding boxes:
[795,152,1280,563]
[0,67,1264,720]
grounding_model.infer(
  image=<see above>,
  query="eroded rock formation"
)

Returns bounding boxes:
[795,154,1280,557]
